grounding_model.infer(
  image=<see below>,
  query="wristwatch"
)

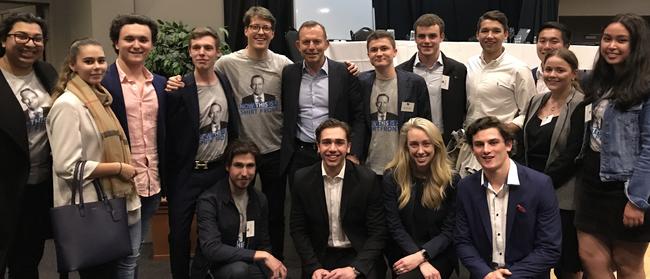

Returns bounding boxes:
[350,266,361,276]
[420,249,431,261]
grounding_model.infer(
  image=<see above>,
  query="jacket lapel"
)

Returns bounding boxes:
[182,73,200,136]
[506,167,525,242]
[474,173,493,245]
[339,162,355,220]
[327,59,340,114]
[396,70,407,124]
[0,71,28,155]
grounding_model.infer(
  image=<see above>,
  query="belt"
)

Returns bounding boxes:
[193,158,222,170]
[295,138,317,151]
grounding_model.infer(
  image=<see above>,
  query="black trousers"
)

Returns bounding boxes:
[303,247,385,279]
[257,150,287,259]
[168,162,226,279]
[287,139,320,190]
[5,179,52,279]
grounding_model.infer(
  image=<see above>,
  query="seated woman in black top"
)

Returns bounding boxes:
[520,48,585,279]
[383,117,458,279]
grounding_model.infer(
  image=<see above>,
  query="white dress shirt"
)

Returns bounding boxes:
[413,52,444,131]
[535,66,549,94]
[481,159,520,267]
[321,162,351,248]
[465,50,536,128]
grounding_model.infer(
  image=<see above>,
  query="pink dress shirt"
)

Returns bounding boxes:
[117,62,160,197]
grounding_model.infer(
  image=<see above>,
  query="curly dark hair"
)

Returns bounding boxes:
[109,14,158,54]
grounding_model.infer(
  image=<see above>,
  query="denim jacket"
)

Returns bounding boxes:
[587,97,650,210]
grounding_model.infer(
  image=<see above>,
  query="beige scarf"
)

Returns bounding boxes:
[66,75,136,199]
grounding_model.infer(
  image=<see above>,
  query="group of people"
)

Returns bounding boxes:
[0,4,649,279]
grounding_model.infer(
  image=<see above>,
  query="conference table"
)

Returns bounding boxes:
[325,40,599,72]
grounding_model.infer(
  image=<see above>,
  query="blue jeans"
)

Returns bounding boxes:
[116,212,142,279]
[140,194,161,242]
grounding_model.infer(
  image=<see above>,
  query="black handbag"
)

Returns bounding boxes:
[50,160,131,272]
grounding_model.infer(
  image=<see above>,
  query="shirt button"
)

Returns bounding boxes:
[499,253,503,255]
[496,213,499,216]
[497,233,501,236]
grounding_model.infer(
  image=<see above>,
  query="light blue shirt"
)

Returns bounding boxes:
[413,53,444,132]
[297,59,330,142]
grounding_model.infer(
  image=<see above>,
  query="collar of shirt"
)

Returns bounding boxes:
[302,57,329,76]
[321,160,346,181]
[116,61,154,84]
[479,47,507,66]
[481,158,520,193]
[414,51,444,70]
[536,64,543,78]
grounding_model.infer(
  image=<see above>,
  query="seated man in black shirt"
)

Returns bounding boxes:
[191,140,287,279]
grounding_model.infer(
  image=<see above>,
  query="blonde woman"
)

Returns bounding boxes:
[47,39,140,278]
[383,117,458,279]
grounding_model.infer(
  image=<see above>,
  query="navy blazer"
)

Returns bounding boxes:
[165,72,239,192]
[454,163,561,279]
[280,59,365,172]
[0,61,57,265]
[359,69,431,160]
[101,63,168,194]
[397,52,467,143]
[290,161,387,278]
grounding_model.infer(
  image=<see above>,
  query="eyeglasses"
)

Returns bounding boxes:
[7,33,46,45]
[247,25,273,33]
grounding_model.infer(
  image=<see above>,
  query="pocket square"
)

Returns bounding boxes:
[516,204,527,213]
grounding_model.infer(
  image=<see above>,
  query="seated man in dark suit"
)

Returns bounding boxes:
[192,140,287,279]
[241,75,276,104]
[290,119,386,279]
[455,116,561,279]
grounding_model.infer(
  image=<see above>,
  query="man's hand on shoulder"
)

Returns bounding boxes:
[345,61,360,77]
[484,268,512,279]
[165,75,185,92]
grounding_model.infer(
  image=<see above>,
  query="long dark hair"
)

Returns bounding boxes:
[584,13,650,110]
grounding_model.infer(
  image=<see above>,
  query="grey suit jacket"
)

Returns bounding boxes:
[522,88,585,209]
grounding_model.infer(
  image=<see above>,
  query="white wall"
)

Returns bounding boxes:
[559,0,650,16]
[46,0,225,70]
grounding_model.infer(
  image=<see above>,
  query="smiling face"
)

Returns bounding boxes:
[407,128,435,173]
[536,28,565,61]
[477,19,507,57]
[226,153,256,191]
[542,55,576,94]
[250,76,264,95]
[367,37,397,69]
[190,35,219,72]
[471,127,512,174]
[296,25,329,67]
[317,127,350,175]
[245,16,274,52]
[600,22,631,66]
[415,24,444,59]
[376,94,389,114]
[114,23,152,67]
[70,44,107,87]
[2,21,44,71]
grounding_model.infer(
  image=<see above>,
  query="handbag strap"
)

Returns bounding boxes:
[71,161,110,206]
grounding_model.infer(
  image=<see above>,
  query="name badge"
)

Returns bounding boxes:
[246,220,255,237]
[584,104,592,123]
[441,75,450,90]
[401,102,415,112]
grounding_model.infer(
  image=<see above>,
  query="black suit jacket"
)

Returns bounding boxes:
[241,93,275,104]
[165,72,240,193]
[382,170,458,272]
[101,63,168,195]
[359,69,431,159]
[195,178,270,266]
[0,61,57,266]
[290,161,386,278]
[397,52,467,143]
[280,59,364,172]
